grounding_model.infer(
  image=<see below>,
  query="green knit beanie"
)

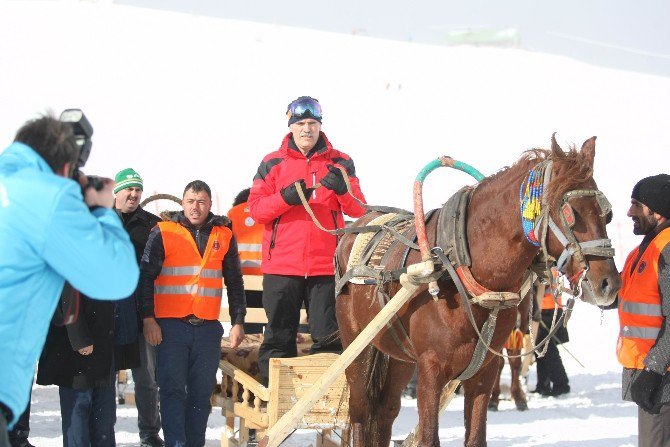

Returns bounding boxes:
[114,168,143,194]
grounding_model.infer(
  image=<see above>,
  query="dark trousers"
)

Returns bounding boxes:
[8,392,30,446]
[243,290,265,335]
[132,335,162,441]
[638,404,670,447]
[0,412,9,447]
[156,319,223,447]
[258,275,341,384]
[536,339,569,391]
[59,386,116,447]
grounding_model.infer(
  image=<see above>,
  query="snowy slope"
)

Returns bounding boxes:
[0,1,663,445]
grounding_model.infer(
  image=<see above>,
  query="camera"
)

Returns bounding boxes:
[58,109,103,191]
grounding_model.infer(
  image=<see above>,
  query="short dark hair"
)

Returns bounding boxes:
[183,180,211,199]
[14,113,79,173]
[232,188,251,207]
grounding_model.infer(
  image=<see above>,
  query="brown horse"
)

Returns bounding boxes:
[335,136,621,447]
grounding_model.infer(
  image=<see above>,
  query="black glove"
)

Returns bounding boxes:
[280,180,313,206]
[631,368,663,414]
[320,165,348,195]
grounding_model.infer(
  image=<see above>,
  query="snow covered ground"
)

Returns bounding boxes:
[25,300,637,447]
[1,1,663,445]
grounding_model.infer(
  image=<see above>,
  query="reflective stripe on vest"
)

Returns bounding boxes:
[154,221,231,320]
[228,203,263,275]
[616,227,670,370]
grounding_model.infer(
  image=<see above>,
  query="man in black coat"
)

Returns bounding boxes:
[37,285,117,446]
[112,168,164,447]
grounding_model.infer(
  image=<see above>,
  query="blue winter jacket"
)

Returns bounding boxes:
[0,142,138,426]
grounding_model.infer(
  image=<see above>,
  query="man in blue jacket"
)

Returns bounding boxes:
[0,114,138,444]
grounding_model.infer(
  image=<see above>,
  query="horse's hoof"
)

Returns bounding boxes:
[515,401,528,411]
[488,401,499,411]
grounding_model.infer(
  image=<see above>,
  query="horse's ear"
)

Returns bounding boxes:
[550,132,565,158]
[580,136,596,167]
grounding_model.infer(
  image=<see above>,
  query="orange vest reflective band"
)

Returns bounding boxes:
[617,227,670,370]
[154,221,231,320]
[227,202,262,276]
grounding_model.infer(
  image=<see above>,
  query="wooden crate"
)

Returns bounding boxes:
[268,354,349,429]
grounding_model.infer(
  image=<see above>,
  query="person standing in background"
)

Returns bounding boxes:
[228,187,264,334]
[113,168,164,447]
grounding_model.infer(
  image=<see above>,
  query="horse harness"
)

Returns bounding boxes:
[330,156,617,380]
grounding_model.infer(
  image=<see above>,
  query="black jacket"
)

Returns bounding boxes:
[37,286,116,389]
[114,207,162,370]
[114,207,161,344]
[139,211,246,324]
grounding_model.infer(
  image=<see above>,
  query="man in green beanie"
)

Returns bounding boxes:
[114,168,164,447]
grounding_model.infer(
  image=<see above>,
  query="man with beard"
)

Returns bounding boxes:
[113,168,164,447]
[617,174,670,447]
[140,180,246,447]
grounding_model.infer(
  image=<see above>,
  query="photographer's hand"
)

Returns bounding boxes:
[77,173,115,208]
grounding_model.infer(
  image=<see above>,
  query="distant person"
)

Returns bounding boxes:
[617,174,670,447]
[228,187,264,334]
[113,168,164,447]
[533,271,570,397]
[0,114,137,445]
[140,180,246,447]
[248,96,367,385]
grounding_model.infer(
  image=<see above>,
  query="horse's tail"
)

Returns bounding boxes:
[358,344,389,445]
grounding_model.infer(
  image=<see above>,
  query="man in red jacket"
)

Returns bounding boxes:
[248,96,367,385]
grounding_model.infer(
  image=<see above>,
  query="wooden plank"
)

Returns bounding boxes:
[259,273,422,447]
[223,274,263,291]
[219,307,308,325]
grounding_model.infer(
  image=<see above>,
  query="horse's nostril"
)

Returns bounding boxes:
[601,277,613,296]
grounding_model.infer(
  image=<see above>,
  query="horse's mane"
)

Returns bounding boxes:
[478,145,593,206]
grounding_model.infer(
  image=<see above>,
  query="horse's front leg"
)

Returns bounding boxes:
[462,359,500,447]
[508,349,528,411]
[376,358,416,447]
[416,352,447,447]
[488,356,504,411]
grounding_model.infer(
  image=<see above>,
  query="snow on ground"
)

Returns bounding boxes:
[26,300,637,447]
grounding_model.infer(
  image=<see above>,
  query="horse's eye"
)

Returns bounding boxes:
[605,210,613,225]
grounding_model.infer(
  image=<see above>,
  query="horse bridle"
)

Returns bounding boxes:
[532,161,616,294]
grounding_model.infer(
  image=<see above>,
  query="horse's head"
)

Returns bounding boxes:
[539,134,621,306]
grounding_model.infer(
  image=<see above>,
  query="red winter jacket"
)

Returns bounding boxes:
[248,132,367,276]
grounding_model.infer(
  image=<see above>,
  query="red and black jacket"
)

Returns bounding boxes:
[248,132,366,276]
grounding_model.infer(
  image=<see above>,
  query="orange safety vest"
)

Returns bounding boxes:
[616,227,670,370]
[227,202,262,276]
[153,221,231,320]
[541,290,563,310]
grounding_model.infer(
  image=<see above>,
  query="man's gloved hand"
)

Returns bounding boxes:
[631,368,663,414]
[320,165,348,195]
[280,179,313,206]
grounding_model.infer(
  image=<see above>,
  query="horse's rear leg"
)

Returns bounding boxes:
[508,349,528,411]
[415,352,447,447]
[375,358,416,447]
[462,360,500,447]
[488,356,504,411]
